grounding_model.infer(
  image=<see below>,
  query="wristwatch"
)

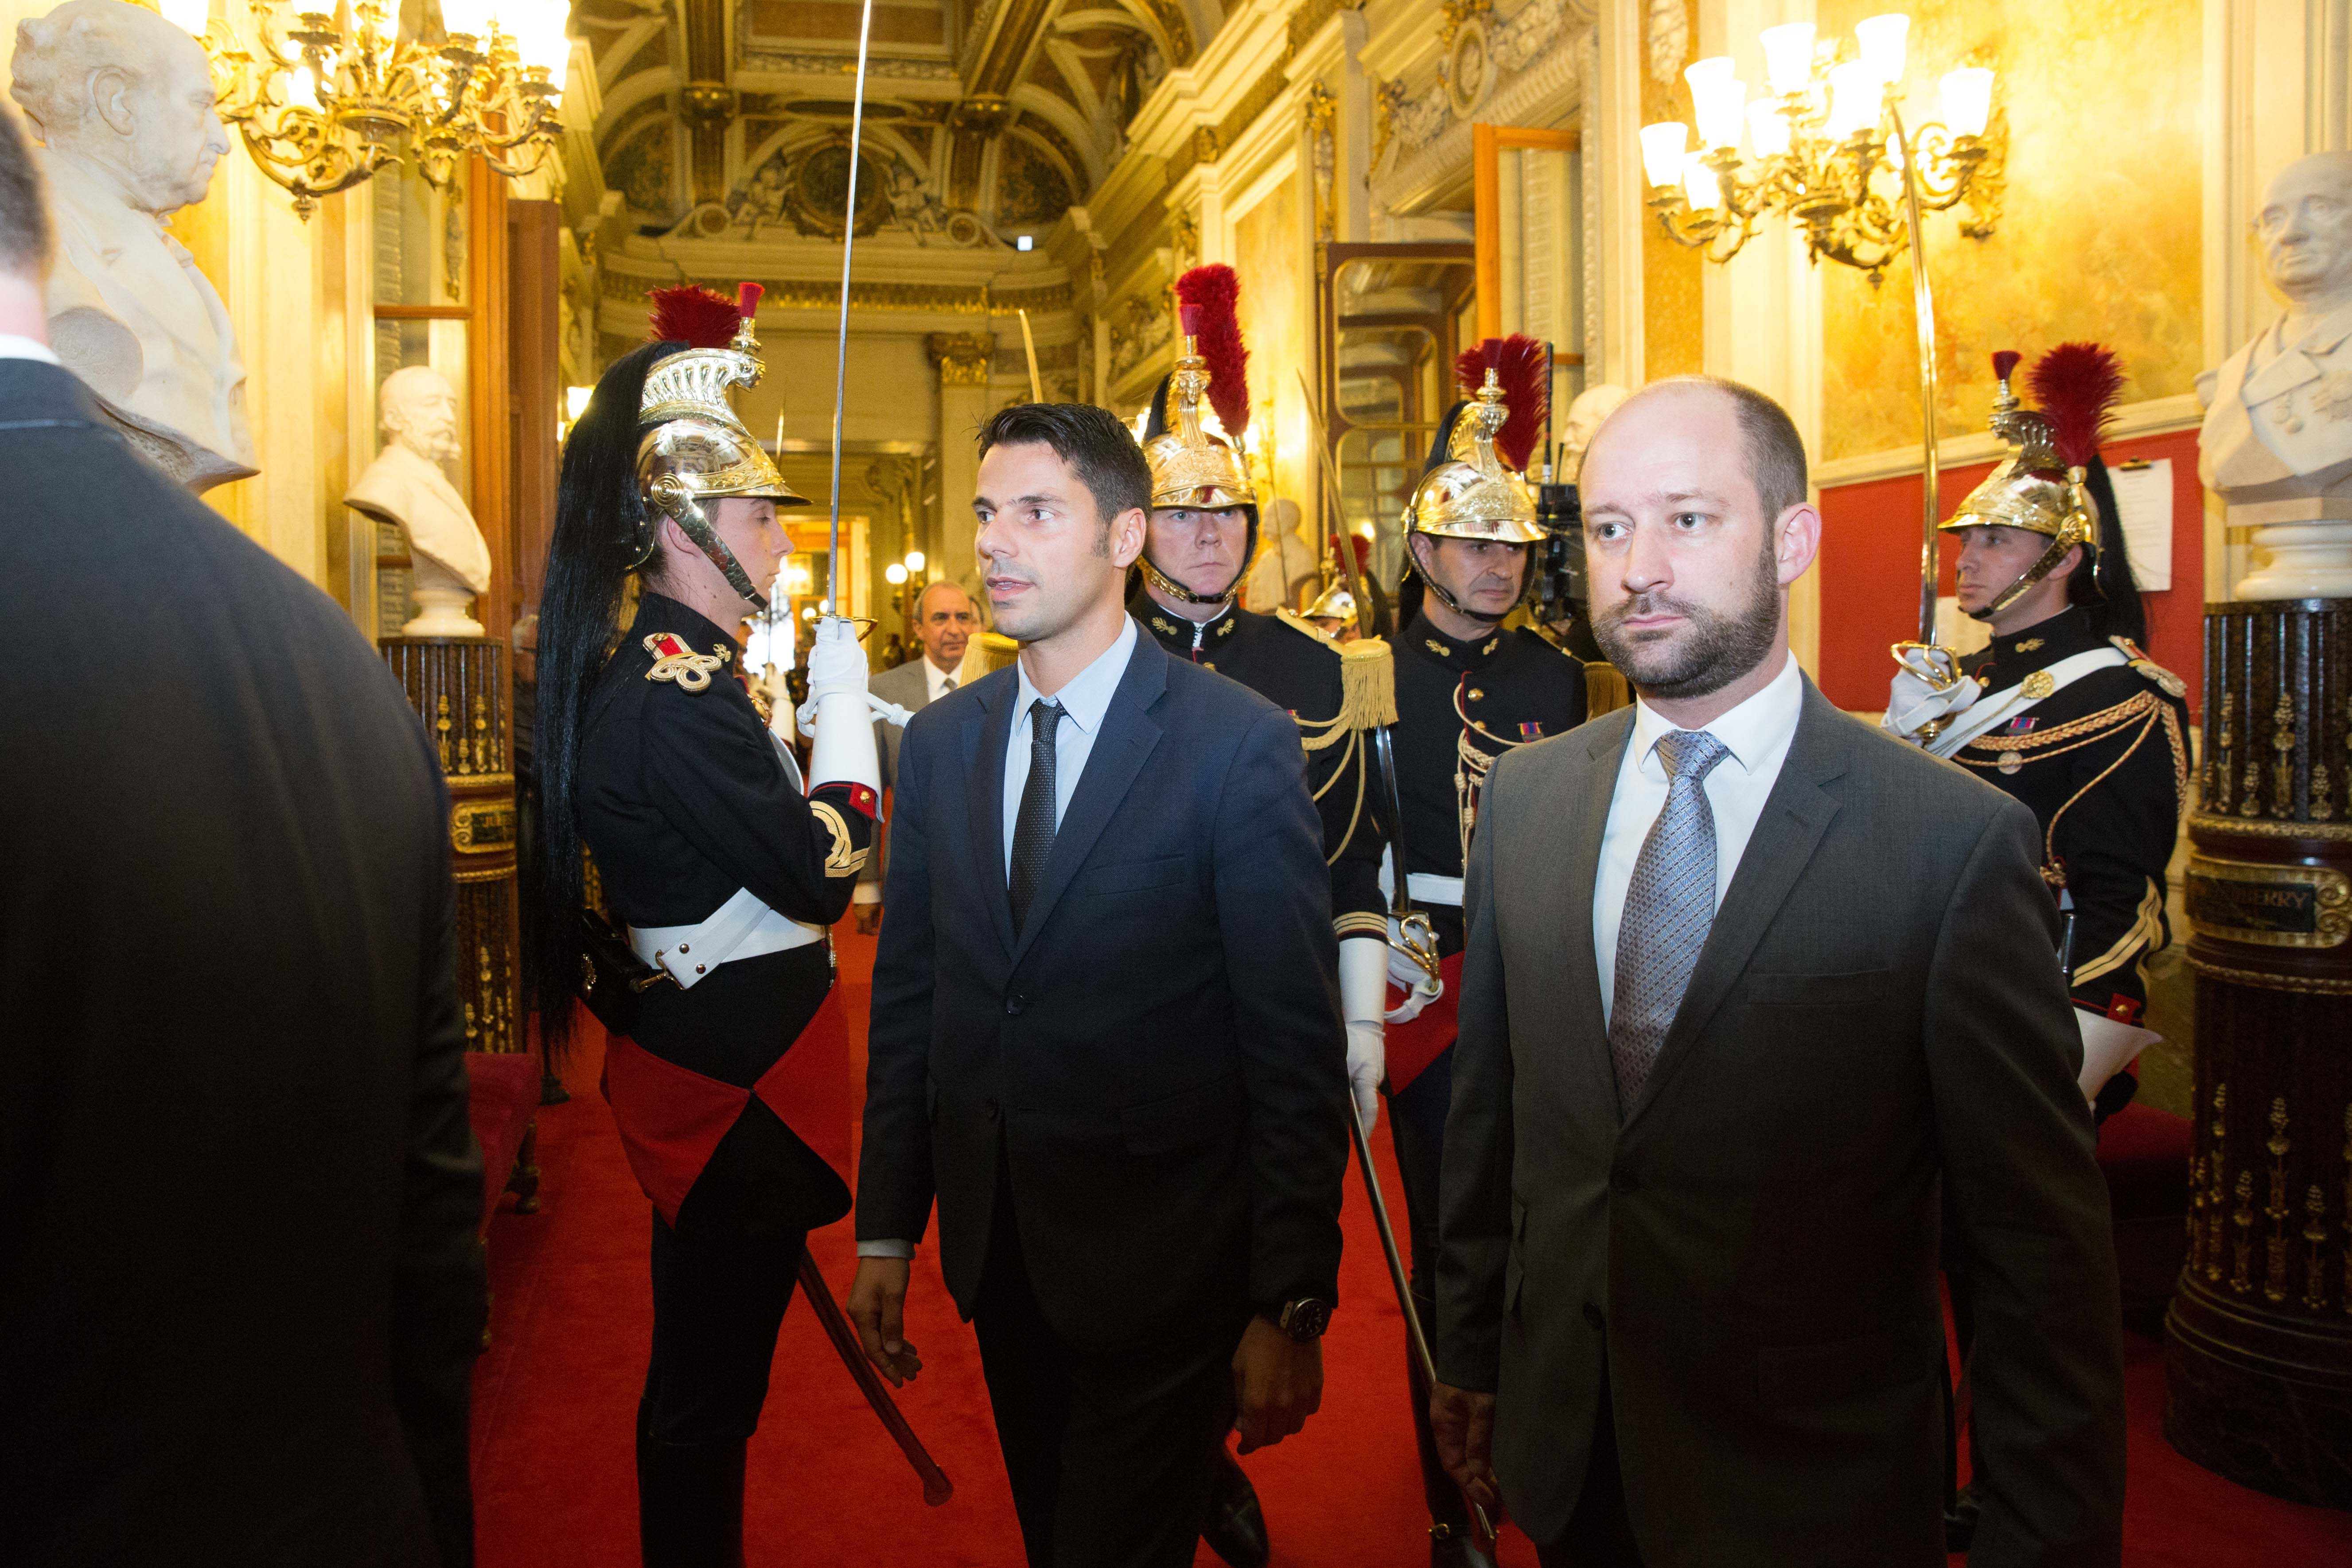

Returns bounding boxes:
[1265,1297,1332,1342]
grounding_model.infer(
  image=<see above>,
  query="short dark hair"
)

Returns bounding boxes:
[1605,376,1809,520]
[0,101,52,281]
[976,402,1152,528]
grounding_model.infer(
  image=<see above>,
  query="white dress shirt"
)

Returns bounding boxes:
[858,615,1139,1264]
[1593,650,1804,1026]
[0,334,62,366]
[923,655,960,704]
[1001,614,1138,879]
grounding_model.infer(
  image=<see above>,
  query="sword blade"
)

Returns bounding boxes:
[826,0,879,613]
[796,1250,954,1505]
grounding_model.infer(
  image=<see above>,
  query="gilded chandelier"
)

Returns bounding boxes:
[163,0,569,218]
[1638,14,2003,280]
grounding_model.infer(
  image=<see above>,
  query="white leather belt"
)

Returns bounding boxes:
[1407,872,1465,907]
[629,885,826,989]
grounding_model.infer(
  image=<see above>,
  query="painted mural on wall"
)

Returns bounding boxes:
[1816,0,2202,459]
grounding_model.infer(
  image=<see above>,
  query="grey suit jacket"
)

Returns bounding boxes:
[862,656,946,891]
[1436,677,2124,1567]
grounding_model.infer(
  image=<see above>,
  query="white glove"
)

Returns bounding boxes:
[800,617,882,794]
[1882,644,1979,742]
[1340,937,1388,1138]
[2075,1006,2160,1106]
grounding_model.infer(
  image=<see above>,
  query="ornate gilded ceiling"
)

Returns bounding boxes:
[579,0,1203,249]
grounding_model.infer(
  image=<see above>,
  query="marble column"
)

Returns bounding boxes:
[927,331,996,599]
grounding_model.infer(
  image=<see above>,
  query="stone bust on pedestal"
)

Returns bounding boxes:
[2199,150,2352,599]
[1559,383,1631,482]
[9,0,255,492]
[346,366,493,638]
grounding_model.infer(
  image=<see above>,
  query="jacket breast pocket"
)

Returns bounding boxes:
[1744,968,1894,1008]
[1118,1074,1242,1156]
[1076,854,1188,898]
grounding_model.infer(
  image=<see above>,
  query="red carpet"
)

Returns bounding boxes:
[471,928,2352,1566]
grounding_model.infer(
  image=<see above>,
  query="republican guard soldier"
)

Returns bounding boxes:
[1128,262,1394,1568]
[529,283,885,1568]
[1386,339,1588,1566]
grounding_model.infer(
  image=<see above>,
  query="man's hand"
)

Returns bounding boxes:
[845,1256,923,1386]
[1430,1381,1502,1521]
[854,903,883,935]
[1230,1316,1322,1453]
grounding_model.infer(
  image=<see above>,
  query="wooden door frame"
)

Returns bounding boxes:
[1472,123,1580,342]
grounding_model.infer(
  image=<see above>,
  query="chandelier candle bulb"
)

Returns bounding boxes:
[1854,12,1911,85]
[1939,67,1994,138]
[1746,100,1791,160]
[904,550,925,573]
[1682,156,1724,212]
[440,0,500,46]
[160,0,208,35]
[1759,22,1816,96]
[286,63,320,113]
[1825,61,1885,140]
[1639,121,1691,187]
[1683,56,1746,149]
[885,563,907,585]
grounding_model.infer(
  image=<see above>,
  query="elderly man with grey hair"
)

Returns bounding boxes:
[852,576,981,930]
[346,364,495,636]
[9,0,252,490]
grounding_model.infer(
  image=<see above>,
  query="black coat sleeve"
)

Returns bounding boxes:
[858,720,939,1245]
[1318,732,1390,941]
[1216,705,1351,1307]
[1434,744,1515,1392]
[389,780,488,1568]
[639,688,873,926]
[1927,800,2127,1567]
[2056,698,2188,1019]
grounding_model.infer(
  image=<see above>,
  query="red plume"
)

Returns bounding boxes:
[1454,335,1550,473]
[1990,349,2021,382]
[2028,341,2124,470]
[1174,265,1249,436]
[646,284,743,349]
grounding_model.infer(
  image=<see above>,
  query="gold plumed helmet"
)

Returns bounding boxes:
[1301,576,1357,624]
[632,283,807,607]
[1138,265,1257,605]
[1403,370,1544,545]
[1940,344,2120,622]
[1141,339,1254,510]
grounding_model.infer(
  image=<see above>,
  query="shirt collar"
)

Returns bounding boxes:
[1405,611,1503,671]
[1015,614,1137,738]
[924,654,958,696]
[0,334,60,366]
[1628,649,1802,778]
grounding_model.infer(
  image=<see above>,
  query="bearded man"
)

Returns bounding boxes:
[1428,376,2126,1568]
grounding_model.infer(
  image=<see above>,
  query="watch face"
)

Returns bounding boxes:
[1288,1299,1331,1340]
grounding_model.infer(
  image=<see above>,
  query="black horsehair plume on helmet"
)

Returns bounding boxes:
[2029,341,2144,642]
[530,338,683,1057]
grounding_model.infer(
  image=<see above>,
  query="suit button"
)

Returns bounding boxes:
[1583,1303,1605,1331]
[1005,994,1025,1015]
[1612,1170,1639,1194]
[985,1098,1001,1121]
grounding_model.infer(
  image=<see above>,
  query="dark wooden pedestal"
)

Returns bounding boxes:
[382,635,522,1053]
[2165,599,2352,1508]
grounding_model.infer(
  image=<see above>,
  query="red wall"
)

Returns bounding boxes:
[1814,427,2206,718]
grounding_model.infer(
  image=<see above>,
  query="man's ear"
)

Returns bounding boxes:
[1773,502,1822,588]
[1109,506,1147,569]
[89,67,137,139]
[1406,531,1434,578]
[2047,542,2087,584]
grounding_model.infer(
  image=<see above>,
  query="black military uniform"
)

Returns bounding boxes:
[1951,605,2189,1082]
[1139,603,1386,942]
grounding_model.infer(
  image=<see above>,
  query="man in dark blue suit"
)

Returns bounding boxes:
[847,403,1351,1568]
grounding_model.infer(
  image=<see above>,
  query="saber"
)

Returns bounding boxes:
[1018,307,1044,402]
[825,0,880,611]
[1349,1115,1496,1543]
[1296,370,1375,639]
[797,1251,954,1505]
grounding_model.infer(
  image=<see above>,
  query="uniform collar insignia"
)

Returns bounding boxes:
[1480,635,1500,657]
[1425,637,1452,658]
[1148,613,1184,642]
[2013,636,2044,653]
[1210,611,1239,640]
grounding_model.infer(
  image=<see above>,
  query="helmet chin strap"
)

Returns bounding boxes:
[1966,535,2080,624]
[653,481,771,611]
[1139,552,1244,606]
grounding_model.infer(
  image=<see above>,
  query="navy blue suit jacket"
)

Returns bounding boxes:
[857,622,1349,1352]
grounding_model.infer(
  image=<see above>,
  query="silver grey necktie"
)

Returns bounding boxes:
[1608,729,1730,1110]
[942,675,956,692]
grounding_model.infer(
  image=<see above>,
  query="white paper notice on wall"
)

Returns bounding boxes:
[2107,459,2173,591]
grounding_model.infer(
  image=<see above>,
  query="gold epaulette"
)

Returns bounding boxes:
[2110,636,2188,698]
[644,633,731,692]
[1274,608,1398,734]
[978,630,1020,675]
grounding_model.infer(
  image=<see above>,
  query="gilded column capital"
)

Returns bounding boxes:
[927,332,997,387]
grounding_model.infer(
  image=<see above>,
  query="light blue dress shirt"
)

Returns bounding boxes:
[1001,614,1139,879]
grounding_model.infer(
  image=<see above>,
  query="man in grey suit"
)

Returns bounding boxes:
[853,578,980,932]
[1431,377,2125,1568]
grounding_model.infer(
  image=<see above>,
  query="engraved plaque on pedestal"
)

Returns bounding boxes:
[2166,597,2352,1507]
[381,635,522,1054]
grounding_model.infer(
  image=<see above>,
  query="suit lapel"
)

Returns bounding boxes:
[964,679,1017,957]
[1624,680,1848,1129]
[1009,637,1169,965]
[1556,711,1634,1110]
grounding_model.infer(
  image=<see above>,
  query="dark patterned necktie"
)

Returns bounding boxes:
[1009,699,1063,930]
[1608,729,1730,1111]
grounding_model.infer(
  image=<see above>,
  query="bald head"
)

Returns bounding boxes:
[1585,377,1808,524]
[2259,152,2352,309]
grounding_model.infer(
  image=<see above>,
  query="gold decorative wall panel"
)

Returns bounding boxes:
[1234,175,1308,510]
[1817,0,2201,461]
[1641,29,1702,382]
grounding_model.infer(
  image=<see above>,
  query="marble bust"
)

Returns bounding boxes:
[345,366,494,638]
[2199,150,2352,598]
[1243,497,1317,613]
[1560,383,1632,482]
[9,0,254,492]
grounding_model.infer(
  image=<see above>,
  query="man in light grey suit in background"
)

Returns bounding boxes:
[854,578,981,932]
[1431,377,2125,1568]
